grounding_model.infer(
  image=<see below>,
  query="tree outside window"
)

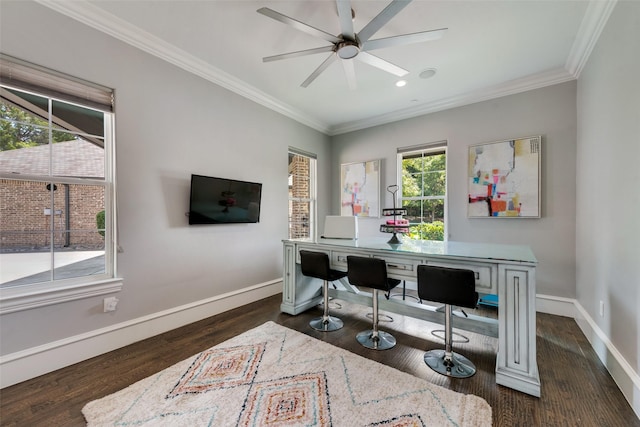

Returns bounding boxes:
[399,148,446,241]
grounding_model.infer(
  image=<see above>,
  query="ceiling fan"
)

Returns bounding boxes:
[257,0,447,89]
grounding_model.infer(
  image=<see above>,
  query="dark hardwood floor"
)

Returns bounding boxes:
[1,293,638,426]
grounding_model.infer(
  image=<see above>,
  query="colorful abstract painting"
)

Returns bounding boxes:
[340,160,380,217]
[468,136,541,218]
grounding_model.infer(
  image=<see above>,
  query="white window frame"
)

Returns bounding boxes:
[288,148,317,240]
[0,57,121,314]
[396,142,448,241]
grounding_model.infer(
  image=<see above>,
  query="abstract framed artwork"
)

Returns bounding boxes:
[467,136,541,218]
[340,159,380,218]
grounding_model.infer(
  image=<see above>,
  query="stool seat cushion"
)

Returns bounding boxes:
[417,265,478,309]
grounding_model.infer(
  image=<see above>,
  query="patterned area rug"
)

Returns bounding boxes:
[82,321,491,426]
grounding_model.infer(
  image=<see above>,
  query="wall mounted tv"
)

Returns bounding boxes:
[188,174,262,225]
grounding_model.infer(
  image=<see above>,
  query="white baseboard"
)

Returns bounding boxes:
[537,294,639,420]
[535,293,577,317]
[0,279,282,389]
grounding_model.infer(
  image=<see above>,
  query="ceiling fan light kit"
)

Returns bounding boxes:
[258,0,446,89]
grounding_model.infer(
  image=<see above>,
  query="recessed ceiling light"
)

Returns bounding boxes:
[395,80,407,87]
[419,68,437,79]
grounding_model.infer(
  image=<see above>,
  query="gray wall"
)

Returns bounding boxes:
[331,82,578,298]
[576,1,639,380]
[0,1,331,355]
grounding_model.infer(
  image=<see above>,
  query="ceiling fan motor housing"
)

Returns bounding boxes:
[336,39,360,59]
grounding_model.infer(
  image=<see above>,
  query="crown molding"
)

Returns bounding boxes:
[565,0,617,78]
[329,68,576,135]
[34,0,330,134]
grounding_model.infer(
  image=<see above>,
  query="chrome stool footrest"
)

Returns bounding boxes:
[319,299,342,310]
[366,312,393,322]
[431,330,470,344]
[390,293,421,302]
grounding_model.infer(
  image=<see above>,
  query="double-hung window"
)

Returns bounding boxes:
[288,149,316,239]
[397,142,447,241]
[0,55,121,313]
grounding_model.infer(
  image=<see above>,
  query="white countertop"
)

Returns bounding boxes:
[285,237,537,264]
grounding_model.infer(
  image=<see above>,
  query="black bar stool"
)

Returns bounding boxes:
[347,256,401,350]
[417,264,479,378]
[299,250,347,332]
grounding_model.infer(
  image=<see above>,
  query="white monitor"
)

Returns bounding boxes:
[322,215,358,240]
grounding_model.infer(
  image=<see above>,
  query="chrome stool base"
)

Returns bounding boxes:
[310,316,344,332]
[356,329,396,350]
[424,349,476,378]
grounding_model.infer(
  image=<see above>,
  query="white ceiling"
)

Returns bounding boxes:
[38,0,613,135]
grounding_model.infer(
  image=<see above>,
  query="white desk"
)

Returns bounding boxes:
[282,237,540,397]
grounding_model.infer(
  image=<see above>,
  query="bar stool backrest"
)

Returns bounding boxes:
[417,265,478,309]
[347,256,391,291]
[299,250,331,281]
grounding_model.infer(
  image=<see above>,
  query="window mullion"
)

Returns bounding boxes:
[47,97,55,279]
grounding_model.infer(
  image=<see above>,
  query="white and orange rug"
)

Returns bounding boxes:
[83,321,491,426]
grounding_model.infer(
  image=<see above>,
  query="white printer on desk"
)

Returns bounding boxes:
[322,215,358,240]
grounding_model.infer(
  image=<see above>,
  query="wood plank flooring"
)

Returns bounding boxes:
[1,293,638,426]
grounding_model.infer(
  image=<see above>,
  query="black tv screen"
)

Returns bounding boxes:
[189,174,262,225]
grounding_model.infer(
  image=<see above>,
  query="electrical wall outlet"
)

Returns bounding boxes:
[104,296,119,312]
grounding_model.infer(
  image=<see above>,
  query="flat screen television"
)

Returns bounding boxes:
[188,174,262,225]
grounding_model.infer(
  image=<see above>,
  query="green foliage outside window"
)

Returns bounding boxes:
[402,154,446,197]
[1,102,76,151]
[408,221,444,241]
[96,210,105,238]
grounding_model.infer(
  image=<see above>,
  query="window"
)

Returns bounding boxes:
[0,55,121,313]
[288,149,316,239]
[397,142,447,241]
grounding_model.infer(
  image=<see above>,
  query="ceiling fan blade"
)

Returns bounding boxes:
[342,59,357,90]
[356,51,408,77]
[357,0,412,43]
[257,7,341,44]
[336,0,355,40]
[301,54,338,88]
[363,28,447,51]
[263,46,335,62]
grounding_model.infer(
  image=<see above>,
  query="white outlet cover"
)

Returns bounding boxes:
[104,297,119,312]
